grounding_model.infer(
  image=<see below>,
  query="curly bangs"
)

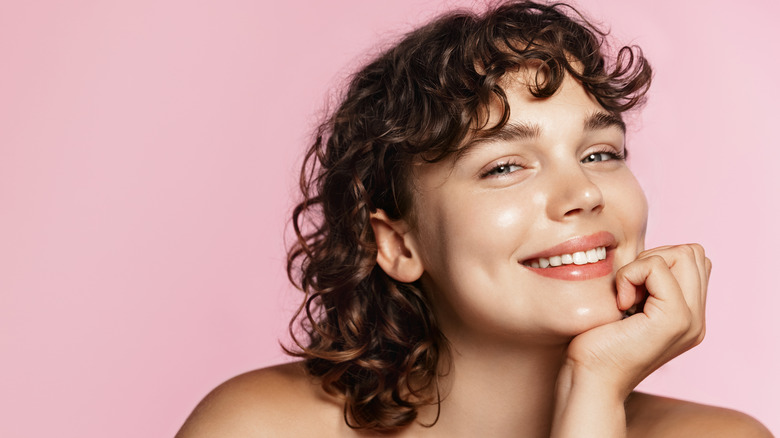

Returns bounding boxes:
[285,0,652,432]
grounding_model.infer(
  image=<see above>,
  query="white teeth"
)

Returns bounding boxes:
[524,246,607,269]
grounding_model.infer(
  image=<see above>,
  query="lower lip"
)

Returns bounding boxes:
[522,250,614,281]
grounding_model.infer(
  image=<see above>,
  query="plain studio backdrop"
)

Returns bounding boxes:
[1,0,778,436]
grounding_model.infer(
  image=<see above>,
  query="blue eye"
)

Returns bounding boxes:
[581,151,624,163]
[483,162,523,177]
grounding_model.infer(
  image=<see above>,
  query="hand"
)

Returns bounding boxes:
[550,244,711,437]
[566,243,712,398]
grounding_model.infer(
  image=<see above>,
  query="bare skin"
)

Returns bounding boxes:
[177,74,773,437]
[176,362,772,438]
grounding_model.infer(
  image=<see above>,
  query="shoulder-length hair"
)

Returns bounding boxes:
[286,0,651,432]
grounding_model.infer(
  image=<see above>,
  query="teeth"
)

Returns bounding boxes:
[524,246,607,269]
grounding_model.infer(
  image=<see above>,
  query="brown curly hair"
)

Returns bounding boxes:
[285,0,652,432]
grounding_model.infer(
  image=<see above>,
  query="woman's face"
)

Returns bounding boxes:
[408,72,648,345]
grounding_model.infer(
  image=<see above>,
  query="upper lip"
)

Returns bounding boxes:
[521,231,616,262]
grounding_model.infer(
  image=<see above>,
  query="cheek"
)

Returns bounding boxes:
[495,208,521,229]
[636,190,649,251]
[456,189,535,250]
[629,177,649,237]
[608,171,648,251]
[413,188,533,280]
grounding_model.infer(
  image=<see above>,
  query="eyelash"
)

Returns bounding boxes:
[481,148,626,178]
[581,148,626,163]
[481,160,524,178]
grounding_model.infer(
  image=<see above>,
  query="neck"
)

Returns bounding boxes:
[414,336,569,438]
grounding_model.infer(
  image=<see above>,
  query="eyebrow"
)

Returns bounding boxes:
[463,121,541,150]
[472,111,624,145]
[457,111,626,160]
[584,111,626,133]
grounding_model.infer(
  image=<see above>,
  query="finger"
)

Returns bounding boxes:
[636,245,702,309]
[641,244,709,347]
[703,256,712,322]
[658,243,706,309]
[624,284,647,316]
[684,244,709,344]
[615,255,687,314]
[687,244,709,308]
[636,245,674,259]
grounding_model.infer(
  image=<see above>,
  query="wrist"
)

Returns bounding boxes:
[551,360,628,438]
[560,356,634,402]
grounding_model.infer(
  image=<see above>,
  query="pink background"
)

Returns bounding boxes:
[1,0,778,436]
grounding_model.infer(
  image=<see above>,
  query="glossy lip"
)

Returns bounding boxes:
[520,231,616,281]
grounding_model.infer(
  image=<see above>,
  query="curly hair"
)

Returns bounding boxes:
[285,0,652,432]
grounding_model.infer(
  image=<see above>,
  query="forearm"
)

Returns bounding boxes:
[551,361,627,438]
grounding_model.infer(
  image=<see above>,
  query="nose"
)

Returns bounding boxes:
[545,165,604,220]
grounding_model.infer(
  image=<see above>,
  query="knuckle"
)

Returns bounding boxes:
[671,312,693,336]
[690,243,705,255]
[677,244,696,258]
[687,323,706,348]
[681,315,694,334]
[696,325,707,344]
[647,254,667,267]
[681,308,695,329]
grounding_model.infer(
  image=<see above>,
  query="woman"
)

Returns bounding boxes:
[177,1,772,436]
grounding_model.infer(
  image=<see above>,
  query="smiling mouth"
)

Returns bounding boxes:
[522,246,607,268]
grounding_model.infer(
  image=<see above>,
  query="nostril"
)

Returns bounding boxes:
[547,177,605,220]
[563,203,602,217]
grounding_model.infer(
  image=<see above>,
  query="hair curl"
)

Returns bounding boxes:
[285,0,652,432]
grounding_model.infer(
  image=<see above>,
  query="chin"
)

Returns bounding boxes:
[534,275,623,337]
[559,307,624,337]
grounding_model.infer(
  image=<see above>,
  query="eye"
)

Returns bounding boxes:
[581,150,625,163]
[482,162,523,177]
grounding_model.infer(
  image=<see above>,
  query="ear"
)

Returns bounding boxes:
[370,209,424,283]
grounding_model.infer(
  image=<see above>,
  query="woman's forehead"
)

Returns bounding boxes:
[464,73,620,149]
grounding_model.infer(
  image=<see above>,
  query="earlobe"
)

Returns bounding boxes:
[370,210,424,283]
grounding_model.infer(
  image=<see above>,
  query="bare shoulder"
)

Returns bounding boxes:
[175,362,345,438]
[626,392,774,438]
